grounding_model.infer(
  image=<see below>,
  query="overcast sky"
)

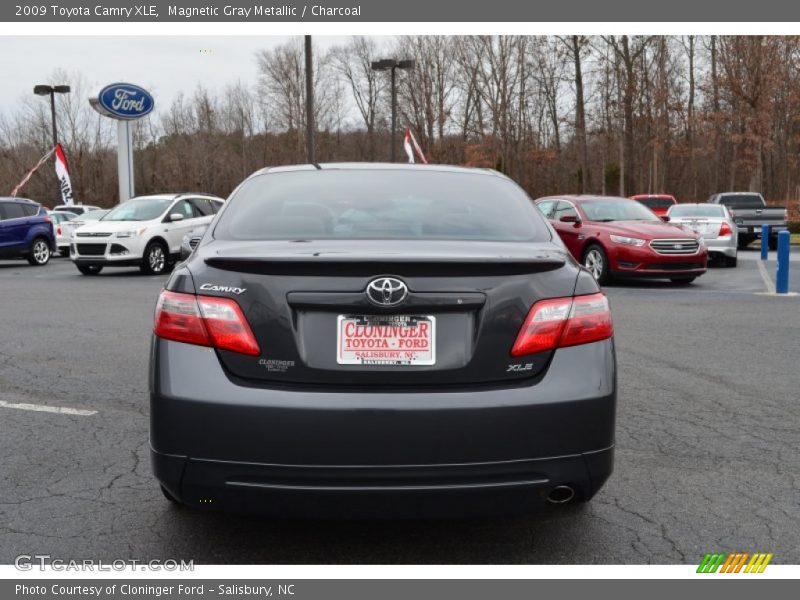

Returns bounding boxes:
[0,36,353,116]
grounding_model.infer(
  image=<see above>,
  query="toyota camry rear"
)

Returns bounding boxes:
[149,164,616,518]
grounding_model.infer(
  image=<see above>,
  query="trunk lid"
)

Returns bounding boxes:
[186,240,579,387]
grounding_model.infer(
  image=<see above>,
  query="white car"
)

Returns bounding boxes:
[48,210,78,256]
[53,204,101,216]
[70,193,224,275]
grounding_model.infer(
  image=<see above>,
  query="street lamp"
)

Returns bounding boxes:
[371,58,415,162]
[33,84,70,149]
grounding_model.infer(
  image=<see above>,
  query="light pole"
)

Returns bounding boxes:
[304,35,315,164]
[371,58,415,162]
[34,84,70,205]
[34,84,70,150]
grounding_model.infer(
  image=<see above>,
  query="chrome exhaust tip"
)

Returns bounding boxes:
[547,485,575,504]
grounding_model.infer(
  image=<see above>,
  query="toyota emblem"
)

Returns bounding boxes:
[366,277,408,306]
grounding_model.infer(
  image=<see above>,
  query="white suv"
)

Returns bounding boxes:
[70,193,224,275]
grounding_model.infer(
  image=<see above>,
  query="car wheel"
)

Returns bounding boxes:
[141,241,168,275]
[725,255,738,268]
[768,236,778,251]
[159,484,182,506]
[670,276,696,285]
[27,238,51,266]
[76,264,103,275]
[582,244,611,285]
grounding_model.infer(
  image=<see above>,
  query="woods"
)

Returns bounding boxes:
[2,35,799,212]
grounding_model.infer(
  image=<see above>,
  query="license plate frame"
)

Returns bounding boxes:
[336,314,436,366]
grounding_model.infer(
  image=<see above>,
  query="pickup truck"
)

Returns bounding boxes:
[707,192,788,250]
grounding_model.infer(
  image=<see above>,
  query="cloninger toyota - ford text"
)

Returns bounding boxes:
[150,164,617,517]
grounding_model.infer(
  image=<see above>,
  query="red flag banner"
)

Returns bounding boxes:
[54,143,75,205]
[404,127,428,164]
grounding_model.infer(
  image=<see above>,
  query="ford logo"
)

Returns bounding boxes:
[366,277,408,307]
[90,83,154,120]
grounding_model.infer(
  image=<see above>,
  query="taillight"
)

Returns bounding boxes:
[56,226,62,235]
[719,221,732,236]
[153,290,260,356]
[511,293,613,357]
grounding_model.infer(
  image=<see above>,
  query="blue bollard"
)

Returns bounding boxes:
[776,230,790,294]
[761,225,769,260]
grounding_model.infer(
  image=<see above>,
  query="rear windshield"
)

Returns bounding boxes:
[669,205,725,218]
[716,194,764,209]
[214,170,551,242]
[636,196,675,209]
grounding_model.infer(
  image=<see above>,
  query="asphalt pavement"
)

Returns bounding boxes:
[0,248,798,564]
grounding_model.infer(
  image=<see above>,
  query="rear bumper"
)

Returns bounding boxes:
[150,338,617,517]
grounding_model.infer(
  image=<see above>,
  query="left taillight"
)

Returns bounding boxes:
[511,293,613,357]
[153,290,260,356]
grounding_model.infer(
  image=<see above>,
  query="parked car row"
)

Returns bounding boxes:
[0,194,223,273]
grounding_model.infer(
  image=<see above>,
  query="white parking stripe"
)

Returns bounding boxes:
[0,400,97,416]
[756,259,776,294]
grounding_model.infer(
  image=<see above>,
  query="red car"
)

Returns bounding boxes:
[629,194,677,217]
[535,195,708,284]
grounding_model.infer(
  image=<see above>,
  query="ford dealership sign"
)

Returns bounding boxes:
[89,83,154,120]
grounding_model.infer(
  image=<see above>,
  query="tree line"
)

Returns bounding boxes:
[1,35,798,217]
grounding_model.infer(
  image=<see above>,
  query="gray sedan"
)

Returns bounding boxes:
[667,203,738,267]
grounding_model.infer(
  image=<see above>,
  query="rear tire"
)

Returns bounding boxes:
[76,264,103,275]
[725,255,738,268]
[670,276,696,285]
[582,244,611,285]
[26,238,51,266]
[141,241,168,275]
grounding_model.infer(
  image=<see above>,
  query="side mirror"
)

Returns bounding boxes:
[559,214,581,225]
[661,215,671,222]
[168,213,184,222]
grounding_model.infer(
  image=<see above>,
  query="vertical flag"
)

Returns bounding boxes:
[54,143,75,206]
[404,127,428,164]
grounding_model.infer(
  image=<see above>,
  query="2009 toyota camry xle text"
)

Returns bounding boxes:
[149,163,617,518]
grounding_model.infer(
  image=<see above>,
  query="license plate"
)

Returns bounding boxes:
[753,227,763,236]
[337,315,435,366]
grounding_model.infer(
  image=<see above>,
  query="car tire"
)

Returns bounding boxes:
[725,255,738,268]
[159,484,182,506]
[768,236,779,251]
[26,237,51,266]
[670,276,696,285]
[76,264,103,275]
[141,241,168,275]
[582,244,611,285]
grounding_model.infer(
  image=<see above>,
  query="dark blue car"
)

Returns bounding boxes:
[0,197,55,266]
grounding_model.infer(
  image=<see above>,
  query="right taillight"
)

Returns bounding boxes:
[154,290,260,356]
[511,293,613,357]
[719,221,732,236]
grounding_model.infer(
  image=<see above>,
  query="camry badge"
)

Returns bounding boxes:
[366,277,408,306]
[199,283,246,294]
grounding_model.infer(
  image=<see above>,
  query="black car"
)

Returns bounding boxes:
[149,164,616,518]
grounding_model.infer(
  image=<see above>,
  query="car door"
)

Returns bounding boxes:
[551,200,583,258]
[0,202,30,250]
[163,199,198,254]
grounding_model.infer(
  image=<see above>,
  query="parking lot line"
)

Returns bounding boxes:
[755,259,777,294]
[0,399,97,416]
